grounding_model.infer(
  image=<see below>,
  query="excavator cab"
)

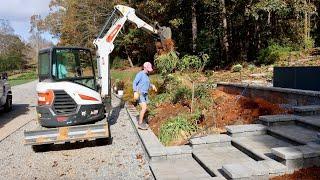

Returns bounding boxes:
[39,47,97,90]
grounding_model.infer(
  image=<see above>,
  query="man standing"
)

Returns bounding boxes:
[133,62,157,130]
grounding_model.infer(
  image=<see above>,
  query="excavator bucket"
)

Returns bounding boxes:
[24,121,110,146]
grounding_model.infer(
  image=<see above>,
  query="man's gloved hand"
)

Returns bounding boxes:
[151,84,157,92]
[133,91,140,100]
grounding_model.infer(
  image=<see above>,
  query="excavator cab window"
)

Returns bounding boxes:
[51,48,96,90]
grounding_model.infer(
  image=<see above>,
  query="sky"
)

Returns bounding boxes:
[0,0,55,43]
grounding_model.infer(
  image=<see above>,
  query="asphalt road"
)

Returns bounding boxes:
[0,81,152,179]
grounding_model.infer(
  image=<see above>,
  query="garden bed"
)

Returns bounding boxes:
[148,88,289,146]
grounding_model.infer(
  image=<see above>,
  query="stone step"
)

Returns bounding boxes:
[296,116,320,131]
[225,124,267,137]
[271,145,320,169]
[268,125,319,145]
[150,158,216,180]
[231,135,294,161]
[222,161,269,179]
[259,115,298,127]
[293,105,320,116]
[192,145,257,178]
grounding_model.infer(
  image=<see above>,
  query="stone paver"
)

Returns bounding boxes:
[193,146,256,178]
[232,135,294,159]
[222,161,269,179]
[150,158,213,180]
[297,115,320,128]
[259,115,298,126]
[269,125,318,144]
[293,105,320,112]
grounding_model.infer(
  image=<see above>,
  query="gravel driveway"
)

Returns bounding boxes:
[0,81,152,179]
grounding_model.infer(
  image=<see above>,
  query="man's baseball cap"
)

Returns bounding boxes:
[143,62,153,72]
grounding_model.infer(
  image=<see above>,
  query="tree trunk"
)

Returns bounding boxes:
[191,0,197,53]
[220,0,230,63]
[125,46,134,67]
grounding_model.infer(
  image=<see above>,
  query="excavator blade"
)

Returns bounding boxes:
[24,121,110,146]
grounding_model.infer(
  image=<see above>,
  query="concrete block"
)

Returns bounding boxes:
[222,161,269,179]
[226,124,267,134]
[222,163,252,179]
[293,105,320,112]
[190,137,206,145]
[148,147,167,157]
[229,130,266,137]
[180,145,192,154]
[258,160,288,175]
[165,146,182,156]
[200,134,232,144]
[259,115,297,126]
[284,158,304,169]
[296,145,320,158]
[271,147,303,160]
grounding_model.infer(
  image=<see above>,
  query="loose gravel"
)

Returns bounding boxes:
[0,81,152,179]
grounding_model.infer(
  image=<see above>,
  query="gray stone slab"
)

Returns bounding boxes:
[226,124,267,134]
[258,160,288,175]
[293,105,320,112]
[269,125,319,144]
[193,146,256,177]
[180,145,192,154]
[271,147,303,160]
[222,161,269,179]
[259,114,297,123]
[232,135,294,159]
[200,134,232,144]
[222,163,251,179]
[150,158,213,180]
[296,116,320,128]
[190,137,206,145]
[165,146,182,156]
[296,145,320,158]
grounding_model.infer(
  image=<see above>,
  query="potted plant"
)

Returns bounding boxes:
[116,80,125,96]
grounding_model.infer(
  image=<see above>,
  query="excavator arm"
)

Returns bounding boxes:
[93,5,171,103]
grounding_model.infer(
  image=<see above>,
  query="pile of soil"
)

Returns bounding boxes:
[148,89,289,145]
[271,167,320,180]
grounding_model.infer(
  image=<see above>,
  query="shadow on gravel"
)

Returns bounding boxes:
[32,138,112,152]
[109,100,125,126]
[0,104,29,129]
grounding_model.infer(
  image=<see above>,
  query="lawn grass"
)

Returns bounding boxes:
[8,71,38,86]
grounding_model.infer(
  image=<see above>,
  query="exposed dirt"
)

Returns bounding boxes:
[148,89,289,145]
[203,89,289,131]
[148,103,189,136]
[271,167,320,180]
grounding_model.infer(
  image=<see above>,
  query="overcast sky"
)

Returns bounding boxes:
[0,0,53,42]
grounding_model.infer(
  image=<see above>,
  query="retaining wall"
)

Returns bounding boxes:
[217,82,320,106]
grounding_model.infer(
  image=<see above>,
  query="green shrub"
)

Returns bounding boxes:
[258,43,292,65]
[154,51,179,75]
[162,74,181,93]
[149,93,172,108]
[248,64,256,71]
[159,115,197,145]
[231,64,243,72]
[178,54,208,72]
[195,84,209,99]
[172,86,192,104]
